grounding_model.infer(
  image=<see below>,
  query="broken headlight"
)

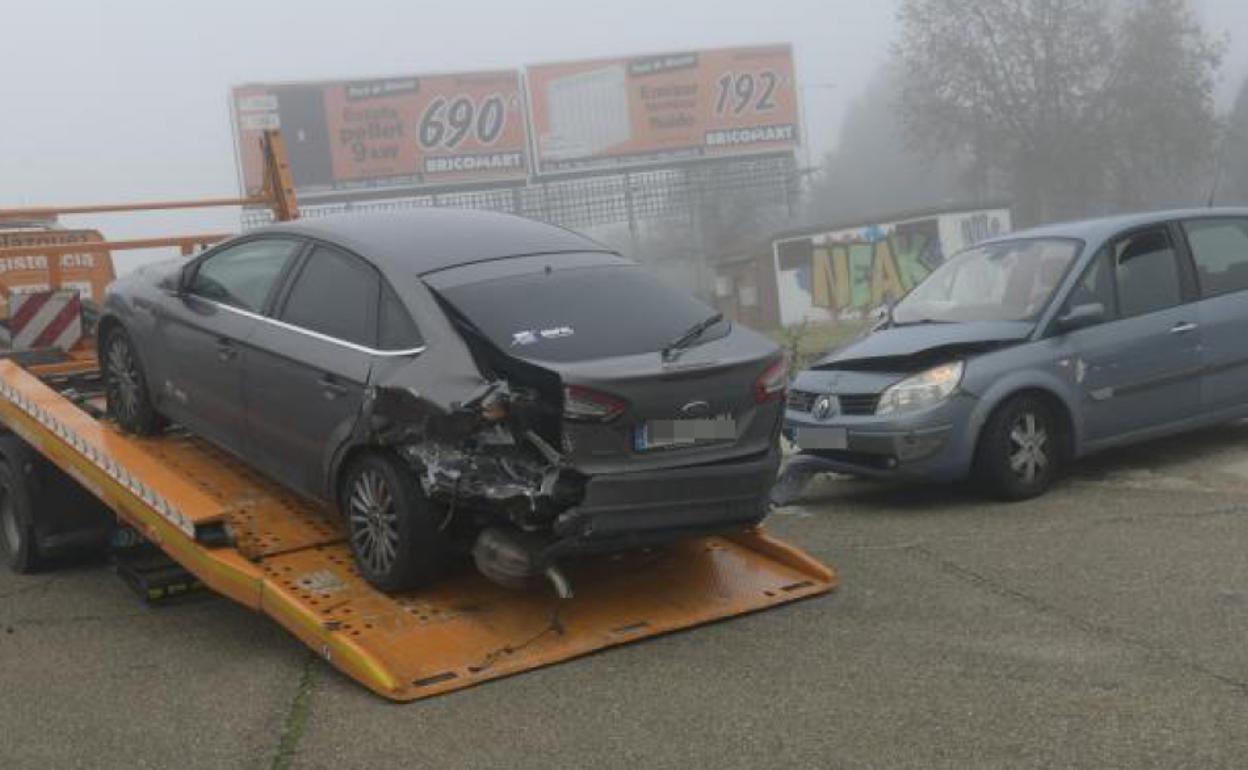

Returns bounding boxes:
[875,361,964,416]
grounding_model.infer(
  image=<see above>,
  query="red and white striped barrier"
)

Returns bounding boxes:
[0,289,84,352]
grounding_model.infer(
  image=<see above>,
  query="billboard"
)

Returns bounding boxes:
[526,44,799,175]
[233,70,531,198]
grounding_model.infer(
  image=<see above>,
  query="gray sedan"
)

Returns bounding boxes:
[99,210,786,591]
[785,208,1248,499]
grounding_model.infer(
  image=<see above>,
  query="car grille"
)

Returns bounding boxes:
[838,394,880,416]
[787,389,819,413]
[787,390,879,416]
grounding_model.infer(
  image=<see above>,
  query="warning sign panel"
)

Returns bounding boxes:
[0,229,115,310]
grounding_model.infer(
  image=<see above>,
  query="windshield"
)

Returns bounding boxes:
[434,262,728,363]
[892,238,1081,325]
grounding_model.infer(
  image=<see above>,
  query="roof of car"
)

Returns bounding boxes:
[252,208,616,277]
[990,207,1248,248]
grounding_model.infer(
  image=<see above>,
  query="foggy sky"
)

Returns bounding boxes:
[1,0,1244,270]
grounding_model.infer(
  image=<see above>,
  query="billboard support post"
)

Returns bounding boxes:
[624,172,640,258]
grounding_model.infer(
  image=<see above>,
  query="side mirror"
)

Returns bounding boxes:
[176,263,195,295]
[1054,302,1105,333]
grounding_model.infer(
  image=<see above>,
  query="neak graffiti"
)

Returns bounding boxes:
[773,209,1011,326]
[809,224,940,311]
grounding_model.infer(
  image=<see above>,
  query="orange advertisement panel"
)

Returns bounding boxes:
[527,44,799,175]
[233,70,530,198]
[0,229,115,311]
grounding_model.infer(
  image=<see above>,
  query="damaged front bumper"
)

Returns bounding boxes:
[783,391,979,482]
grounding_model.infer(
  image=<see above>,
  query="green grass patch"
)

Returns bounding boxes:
[770,320,871,378]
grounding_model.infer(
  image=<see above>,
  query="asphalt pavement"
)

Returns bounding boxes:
[3,422,1248,769]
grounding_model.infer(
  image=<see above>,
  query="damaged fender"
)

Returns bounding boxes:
[332,337,578,534]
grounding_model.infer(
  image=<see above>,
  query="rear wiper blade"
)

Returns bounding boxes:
[662,313,724,360]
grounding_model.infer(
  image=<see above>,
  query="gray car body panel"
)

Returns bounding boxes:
[102,249,493,503]
[786,207,1248,483]
[101,210,781,547]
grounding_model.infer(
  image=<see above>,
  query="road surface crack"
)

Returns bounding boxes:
[270,652,318,770]
[0,577,60,600]
[909,544,1248,698]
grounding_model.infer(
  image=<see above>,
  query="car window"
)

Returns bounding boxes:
[1182,218,1248,298]
[434,262,726,363]
[378,282,423,351]
[1065,249,1117,321]
[892,238,1079,324]
[279,246,379,348]
[189,239,301,312]
[1112,228,1182,318]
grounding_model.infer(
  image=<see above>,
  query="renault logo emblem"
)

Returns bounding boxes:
[812,395,838,421]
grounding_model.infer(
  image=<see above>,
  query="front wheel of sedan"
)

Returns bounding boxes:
[974,394,1061,501]
[340,452,451,593]
[103,326,165,435]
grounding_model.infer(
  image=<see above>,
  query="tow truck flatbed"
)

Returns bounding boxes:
[0,356,836,701]
[0,130,836,700]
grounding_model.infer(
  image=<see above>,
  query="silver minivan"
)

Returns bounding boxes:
[784,208,1248,500]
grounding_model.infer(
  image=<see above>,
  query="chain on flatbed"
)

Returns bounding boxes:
[0,357,837,701]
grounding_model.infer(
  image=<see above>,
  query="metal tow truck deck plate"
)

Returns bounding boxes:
[0,359,837,702]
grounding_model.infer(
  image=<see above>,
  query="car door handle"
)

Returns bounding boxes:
[320,375,349,399]
[1170,322,1199,335]
[215,338,238,362]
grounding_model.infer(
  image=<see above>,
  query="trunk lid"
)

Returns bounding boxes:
[548,331,782,474]
[424,255,783,475]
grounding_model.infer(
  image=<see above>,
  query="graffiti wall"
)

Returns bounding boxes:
[772,208,1011,326]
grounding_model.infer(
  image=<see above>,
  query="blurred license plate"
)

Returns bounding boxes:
[795,427,848,450]
[635,416,736,451]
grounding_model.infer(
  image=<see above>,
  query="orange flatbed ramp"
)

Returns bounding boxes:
[0,360,837,701]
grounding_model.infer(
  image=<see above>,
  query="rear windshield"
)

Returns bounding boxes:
[433,263,725,363]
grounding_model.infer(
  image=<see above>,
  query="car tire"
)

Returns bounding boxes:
[102,325,166,436]
[974,394,1061,501]
[0,452,42,574]
[340,451,451,592]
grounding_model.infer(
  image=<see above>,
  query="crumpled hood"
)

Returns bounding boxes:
[814,320,1034,370]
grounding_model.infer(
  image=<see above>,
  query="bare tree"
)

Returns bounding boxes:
[1104,0,1224,208]
[897,0,1223,225]
[1225,78,1248,205]
[806,66,973,227]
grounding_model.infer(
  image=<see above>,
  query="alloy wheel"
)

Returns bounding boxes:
[1008,411,1050,485]
[106,336,141,423]
[348,469,400,576]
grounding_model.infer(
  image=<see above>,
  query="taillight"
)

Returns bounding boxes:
[563,385,627,422]
[753,357,787,404]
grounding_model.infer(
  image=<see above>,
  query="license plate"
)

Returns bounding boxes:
[635,416,737,451]
[795,427,848,451]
